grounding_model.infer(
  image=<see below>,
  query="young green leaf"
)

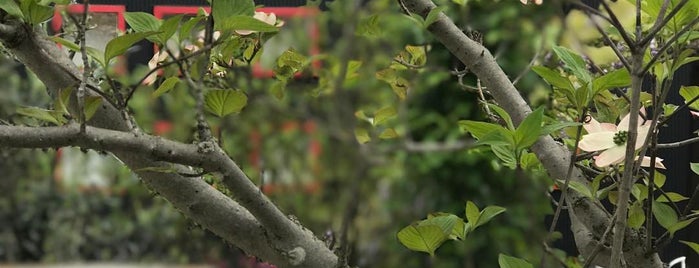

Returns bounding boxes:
[680,240,699,256]
[679,86,699,110]
[691,162,699,176]
[656,192,688,203]
[180,16,205,42]
[397,224,449,256]
[157,14,183,45]
[552,46,591,84]
[475,205,506,229]
[204,89,248,117]
[627,201,645,229]
[24,1,53,25]
[426,213,467,240]
[217,15,280,33]
[652,201,678,230]
[0,1,24,19]
[424,6,446,27]
[420,214,459,240]
[355,128,371,144]
[592,68,630,94]
[104,31,160,65]
[16,107,60,125]
[374,106,397,126]
[269,80,287,100]
[487,104,514,130]
[152,77,180,98]
[668,218,697,237]
[562,180,593,198]
[83,96,103,121]
[514,107,543,150]
[498,254,533,268]
[124,12,161,33]
[379,128,399,139]
[531,66,575,93]
[211,0,255,27]
[465,201,480,228]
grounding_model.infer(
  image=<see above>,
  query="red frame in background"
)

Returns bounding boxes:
[153,6,320,78]
[51,5,127,74]
[52,5,126,33]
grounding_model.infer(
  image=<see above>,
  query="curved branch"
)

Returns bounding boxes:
[0,18,338,268]
[400,0,662,267]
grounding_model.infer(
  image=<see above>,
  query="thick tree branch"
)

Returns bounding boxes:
[0,18,338,268]
[400,0,663,267]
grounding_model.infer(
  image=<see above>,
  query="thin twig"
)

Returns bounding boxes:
[584,10,631,71]
[598,0,635,48]
[641,16,699,75]
[657,136,699,149]
[639,0,690,47]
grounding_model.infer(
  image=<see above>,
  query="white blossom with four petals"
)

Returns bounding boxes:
[578,110,665,169]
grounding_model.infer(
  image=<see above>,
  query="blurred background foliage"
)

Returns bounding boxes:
[1,0,573,267]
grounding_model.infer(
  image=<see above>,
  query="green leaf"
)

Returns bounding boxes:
[679,86,699,111]
[498,254,533,268]
[355,14,382,37]
[421,214,459,239]
[423,6,446,27]
[24,1,53,25]
[104,31,160,65]
[152,77,180,98]
[627,201,645,229]
[552,46,591,84]
[83,96,102,121]
[531,66,575,93]
[50,36,106,67]
[562,180,593,198]
[180,16,205,42]
[397,224,448,256]
[218,15,279,33]
[487,104,514,130]
[459,120,508,140]
[475,205,506,229]
[0,1,24,19]
[491,145,518,168]
[425,213,467,240]
[680,240,699,256]
[374,106,397,126]
[691,162,699,176]
[157,14,183,45]
[269,80,286,100]
[212,0,255,30]
[514,107,543,150]
[379,128,399,139]
[124,12,161,33]
[204,89,248,117]
[465,201,480,228]
[656,192,688,203]
[452,0,467,6]
[16,107,60,125]
[593,68,630,94]
[54,87,73,115]
[668,218,697,237]
[355,128,371,144]
[541,121,582,135]
[652,201,678,230]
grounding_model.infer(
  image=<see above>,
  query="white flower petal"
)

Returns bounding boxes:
[634,125,650,150]
[640,156,666,169]
[579,132,617,152]
[594,145,626,167]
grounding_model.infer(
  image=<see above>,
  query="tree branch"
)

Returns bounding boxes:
[0,17,339,268]
[400,0,662,267]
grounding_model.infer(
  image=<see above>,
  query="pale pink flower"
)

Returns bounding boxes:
[578,110,665,169]
[235,12,284,35]
[143,51,168,85]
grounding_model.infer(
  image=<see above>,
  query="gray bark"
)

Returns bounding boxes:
[0,16,339,268]
[400,0,663,267]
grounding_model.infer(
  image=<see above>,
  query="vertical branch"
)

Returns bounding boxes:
[610,52,644,268]
[77,0,90,133]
